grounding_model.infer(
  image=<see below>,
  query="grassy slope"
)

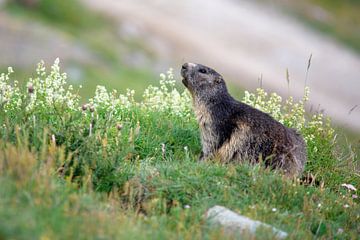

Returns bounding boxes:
[1,109,359,239]
[0,64,359,239]
[1,1,359,238]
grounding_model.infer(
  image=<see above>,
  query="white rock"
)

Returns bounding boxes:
[205,205,288,239]
[341,183,357,191]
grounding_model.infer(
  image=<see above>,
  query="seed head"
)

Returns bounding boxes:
[82,104,88,111]
[116,123,123,131]
[28,84,34,94]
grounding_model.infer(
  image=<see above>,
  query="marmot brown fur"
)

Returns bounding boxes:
[181,63,306,177]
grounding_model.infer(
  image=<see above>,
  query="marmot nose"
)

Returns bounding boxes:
[182,63,196,71]
[182,63,189,71]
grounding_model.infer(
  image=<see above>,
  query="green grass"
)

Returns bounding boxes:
[6,0,106,34]
[0,62,359,239]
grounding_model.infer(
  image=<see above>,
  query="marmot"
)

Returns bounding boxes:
[181,63,306,177]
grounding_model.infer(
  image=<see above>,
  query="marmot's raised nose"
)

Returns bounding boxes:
[182,63,196,70]
[182,63,189,71]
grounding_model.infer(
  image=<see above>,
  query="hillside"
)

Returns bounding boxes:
[0,61,359,239]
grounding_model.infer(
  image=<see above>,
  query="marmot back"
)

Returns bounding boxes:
[181,62,307,177]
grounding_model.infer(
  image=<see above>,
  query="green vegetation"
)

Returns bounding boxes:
[8,0,103,31]
[0,61,359,239]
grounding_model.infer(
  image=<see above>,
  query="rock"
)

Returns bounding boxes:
[204,205,288,239]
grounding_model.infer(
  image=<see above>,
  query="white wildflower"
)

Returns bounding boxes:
[25,59,79,112]
[141,68,192,118]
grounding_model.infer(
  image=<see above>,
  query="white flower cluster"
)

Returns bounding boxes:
[0,60,134,134]
[141,68,192,118]
[243,86,334,144]
[243,88,283,123]
[26,59,79,112]
[1,60,334,149]
[0,67,22,112]
[87,86,135,116]
[83,68,191,120]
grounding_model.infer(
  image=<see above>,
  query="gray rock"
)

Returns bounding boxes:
[205,205,288,239]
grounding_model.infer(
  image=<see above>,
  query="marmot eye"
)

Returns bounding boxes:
[199,68,207,74]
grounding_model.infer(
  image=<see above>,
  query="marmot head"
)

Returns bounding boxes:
[181,63,228,100]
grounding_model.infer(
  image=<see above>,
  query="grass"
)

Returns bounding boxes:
[0,61,359,239]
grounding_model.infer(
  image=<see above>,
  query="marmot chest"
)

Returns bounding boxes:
[194,104,218,152]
